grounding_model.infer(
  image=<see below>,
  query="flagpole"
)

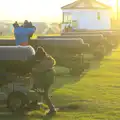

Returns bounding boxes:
[117,0,119,20]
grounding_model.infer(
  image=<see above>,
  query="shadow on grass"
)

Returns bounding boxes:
[104,58,120,62]
[50,76,81,93]
[0,112,45,120]
[55,101,108,114]
[0,114,29,120]
[0,101,108,120]
[51,60,101,93]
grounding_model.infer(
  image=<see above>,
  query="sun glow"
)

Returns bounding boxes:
[0,0,75,22]
[0,0,119,22]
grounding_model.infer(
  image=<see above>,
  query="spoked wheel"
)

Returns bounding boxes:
[7,92,29,113]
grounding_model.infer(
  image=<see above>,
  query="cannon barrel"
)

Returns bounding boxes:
[0,46,35,82]
[36,38,90,53]
[0,46,35,60]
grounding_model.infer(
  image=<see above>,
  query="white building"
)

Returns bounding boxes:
[61,0,112,32]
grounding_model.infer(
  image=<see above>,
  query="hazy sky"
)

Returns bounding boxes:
[0,0,118,22]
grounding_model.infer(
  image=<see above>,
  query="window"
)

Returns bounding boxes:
[72,20,77,28]
[63,12,72,23]
[67,15,72,23]
[97,12,101,20]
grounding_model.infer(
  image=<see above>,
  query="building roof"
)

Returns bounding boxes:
[61,0,112,10]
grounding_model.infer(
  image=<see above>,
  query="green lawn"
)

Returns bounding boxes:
[1,48,120,120]
[0,34,60,39]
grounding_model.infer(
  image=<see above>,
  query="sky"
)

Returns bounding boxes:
[0,0,118,23]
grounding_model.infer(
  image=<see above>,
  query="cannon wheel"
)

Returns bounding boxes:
[93,51,104,60]
[69,68,84,76]
[7,91,29,112]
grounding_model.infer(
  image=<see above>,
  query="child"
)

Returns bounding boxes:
[13,21,36,46]
[32,47,56,115]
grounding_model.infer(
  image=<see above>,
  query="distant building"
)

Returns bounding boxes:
[61,0,112,32]
[42,24,60,34]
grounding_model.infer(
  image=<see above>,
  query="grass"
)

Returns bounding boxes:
[1,47,120,119]
[0,34,60,39]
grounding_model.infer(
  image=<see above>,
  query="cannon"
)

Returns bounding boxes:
[0,45,35,86]
[0,46,42,112]
[0,39,90,75]
[35,38,89,53]
[61,31,119,50]
[32,38,91,75]
[37,34,107,52]
[37,35,107,60]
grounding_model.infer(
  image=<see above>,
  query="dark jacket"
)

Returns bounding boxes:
[32,55,56,73]
[32,55,56,89]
